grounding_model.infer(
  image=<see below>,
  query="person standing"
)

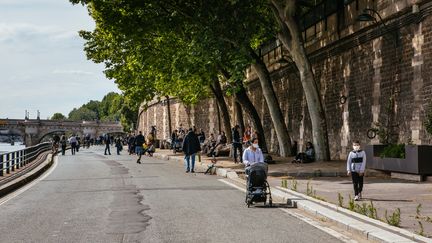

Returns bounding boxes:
[232,125,243,163]
[347,141,367,201]
[69,135,78,155]
[135,131,145,164]
[104,134,111,155]
[182,128,201,173]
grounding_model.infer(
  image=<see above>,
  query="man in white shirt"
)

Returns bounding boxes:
[347,141,367,201]
[243,138,266,175]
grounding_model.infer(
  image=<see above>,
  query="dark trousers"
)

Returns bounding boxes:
[71,143,77,155]
[61,145,66,155]
[233,143,243,162]
[105,144,111,155]
[351,172,364,196]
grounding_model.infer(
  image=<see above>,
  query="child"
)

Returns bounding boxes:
[346,141,367,201]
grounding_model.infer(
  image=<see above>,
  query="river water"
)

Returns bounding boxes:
[0,143,26,154]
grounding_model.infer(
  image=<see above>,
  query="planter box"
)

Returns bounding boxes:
[365,145,432,175]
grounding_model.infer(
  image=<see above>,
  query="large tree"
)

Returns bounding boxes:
[270,0,330,160]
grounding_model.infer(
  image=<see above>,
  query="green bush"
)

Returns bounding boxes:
[380,144,405,159]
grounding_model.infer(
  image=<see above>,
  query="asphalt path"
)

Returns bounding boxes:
[0,146,343,243]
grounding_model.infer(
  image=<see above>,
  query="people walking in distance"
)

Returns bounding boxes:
[232,125,243,163]
[135,131,145,164]
[69,135,78,155]
[76,135,81,152]
[60,134,67,155]
[104,134,111,155]
[115,137,123,155]
[171,129,178,150]
[243,126,252,144]
[182,128,201,173]
[292,142,315,163]
[52,134,60,153]
[242,138,266,175]
[127,133,136,155]
[347,141,367,201]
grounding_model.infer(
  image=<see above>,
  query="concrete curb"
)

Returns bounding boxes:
[153,152,429,243]
[0,153,54,198]
[274,186,431,243]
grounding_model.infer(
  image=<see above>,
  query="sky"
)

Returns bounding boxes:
[0,0,120,119]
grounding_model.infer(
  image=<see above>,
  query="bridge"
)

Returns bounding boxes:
[0,118,124,146]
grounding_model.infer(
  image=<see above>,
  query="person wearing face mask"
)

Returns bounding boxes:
[242,138,266,175]
[347,141,367,201]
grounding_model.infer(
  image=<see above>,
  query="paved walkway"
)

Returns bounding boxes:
[154,148,432,239]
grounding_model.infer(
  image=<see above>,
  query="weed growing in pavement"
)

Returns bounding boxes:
[337,193,344,207]
[291,179,298,191]
[355,203,368,216]
[385,208,401,227]
[416,221,425,236]
[367,201,378,220]
[281,179,288,188]
[306,181,313,196]
[426,216,432,223]
[416,204,422,219]
[348,195,355,211]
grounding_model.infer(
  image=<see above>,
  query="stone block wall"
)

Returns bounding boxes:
[138,0,432,159]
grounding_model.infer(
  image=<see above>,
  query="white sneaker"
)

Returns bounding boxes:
[358,193,362,199]
[354,195,359,201]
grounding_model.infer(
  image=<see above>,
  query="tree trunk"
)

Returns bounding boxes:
[235,99,245,136]
[249,48,292,157]
[165,96,172,136]
[234,83,269,153]
[210,78,232,143]
[270,0,330,161]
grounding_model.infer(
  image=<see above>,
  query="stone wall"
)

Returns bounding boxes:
[138,0,432,159]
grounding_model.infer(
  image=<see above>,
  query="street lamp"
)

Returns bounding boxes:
[356,8,399,47]
[357,8,400,144]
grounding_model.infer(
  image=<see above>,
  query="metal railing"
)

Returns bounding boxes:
[0,142,51,176]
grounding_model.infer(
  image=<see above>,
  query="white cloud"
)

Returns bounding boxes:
[52,69,95,76]
[0,23,80,43]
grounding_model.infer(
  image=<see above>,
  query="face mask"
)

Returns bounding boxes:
[252,144,259,148]
[353,145,360,151]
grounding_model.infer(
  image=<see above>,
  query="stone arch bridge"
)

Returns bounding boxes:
[0,119,123,146]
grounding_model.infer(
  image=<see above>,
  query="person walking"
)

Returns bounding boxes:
[69,135,78,155]
[182,128,201,173]
[60,135,67,155]
[127,133,136,155]
[135,131,145,164]
[347,141,367,201]
[104,134,111,155]
[232,125,243,163]
[242,138,266,175]
[115,137,123,155]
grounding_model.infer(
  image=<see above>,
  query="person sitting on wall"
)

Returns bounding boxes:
[292,142,315,163]
[208,131,227,157]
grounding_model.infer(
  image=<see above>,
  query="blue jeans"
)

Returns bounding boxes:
[184,153,196,171]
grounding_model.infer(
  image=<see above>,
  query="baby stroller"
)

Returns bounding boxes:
[245,163,272,208]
